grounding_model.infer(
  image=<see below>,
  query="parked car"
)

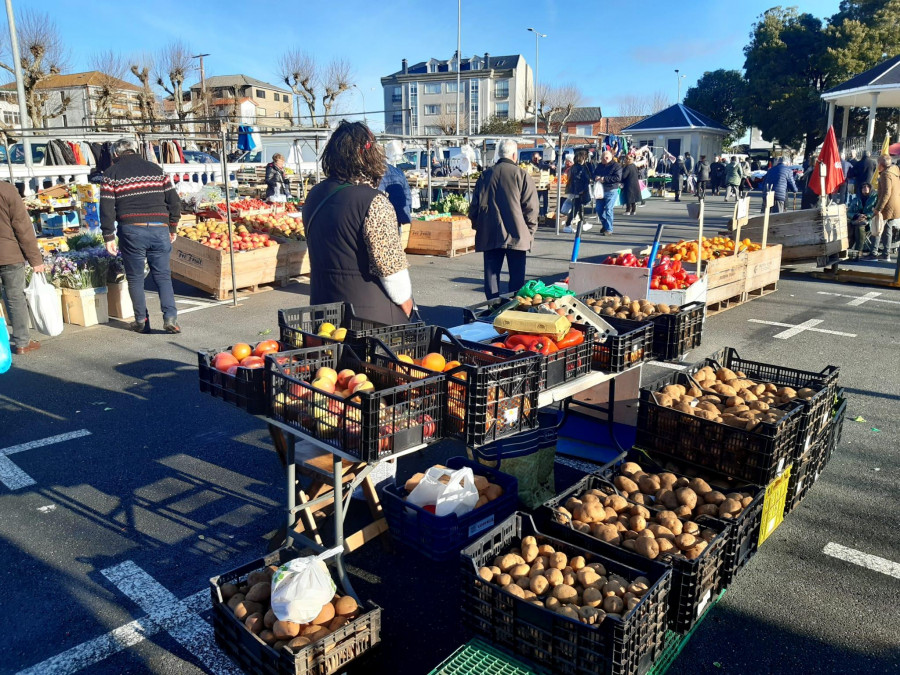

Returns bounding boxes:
[182,150,218,164]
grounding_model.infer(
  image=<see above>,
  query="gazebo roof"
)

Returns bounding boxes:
[622,104,731,134]
[822,55,900,107]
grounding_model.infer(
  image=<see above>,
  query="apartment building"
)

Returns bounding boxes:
[0,71,142,128]
[381,52,532,135]
[188,75,293,130]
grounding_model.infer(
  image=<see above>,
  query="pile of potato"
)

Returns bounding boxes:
[405,465,504,510]
[554,482,725,562]
[653,365,816,431]
[608,461,755,521]
[477,536,654,625]
[221,566,360,653]
[585,295,680,322]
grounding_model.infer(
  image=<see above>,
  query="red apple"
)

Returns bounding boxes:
[316,367,338,384]
[311,377,336,394]
[351,381,375,394]
[336,369,356,389]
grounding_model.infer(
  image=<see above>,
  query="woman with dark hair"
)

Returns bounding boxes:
[302,121,413,324]
[620,156,641,215]
[563,150,593,234]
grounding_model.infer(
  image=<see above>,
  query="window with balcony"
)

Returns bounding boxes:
[495,102,509,119]
[424,82,441,94]
[494,80,509,99]
[424,104,440,116]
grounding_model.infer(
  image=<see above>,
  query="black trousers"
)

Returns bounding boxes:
[483,248,527,300]
[697,181,708,200]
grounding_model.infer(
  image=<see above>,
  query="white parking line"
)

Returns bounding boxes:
[747,319,857,339]
[824,542,900,579]
[0,430,92,490]
[648,361,688,370]
[16,561,240,675]
[178,300,235,315]
[817,291,900,306]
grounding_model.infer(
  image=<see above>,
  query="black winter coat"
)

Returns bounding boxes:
[695,160,710,182]
[620,164,642,204]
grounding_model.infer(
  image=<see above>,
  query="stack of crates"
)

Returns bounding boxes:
[78,183,101,232]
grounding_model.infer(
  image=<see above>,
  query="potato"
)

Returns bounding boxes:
[741,495,754,508]
[675,487,698,510]
[311,602,335,626]
[510,563,531,579]
[673,505,693,518]
[245,582,271,604]
[302,625,329,642]
[777,387,797,399]
[516,575,532,589]
[273,619,301,640]
[603,494,629,513]
[287,636,312,652]
[712,384,738,397]
[628,515,647,532]
[716,368,737,382]
[683,521,700,535]
[530,574,550,596]
[220,583,240,601]
[579,606,604,625]
[234,601,263,622]
[506,583,526,599]
[582,587,603,608]
[227,593,246,612]
[552,584,578,604]
[719,498,742,517]
[580,501,606,523]
[521,542,539,563]
[247,570,270,587]
[674,402,695,415]
[656,489,679,509]
[634,537,660,560]
[657,538,675,553]
[577,567,602,588]
[638,474,661,494]
[603,506,620,523]
[674,533,697,550]
[263,609,277,629]
[244,613,265,635]
[570,555,586,571]
[484,484,503,501]
[614,475,639,494]
[545,597,561,612]
[538,544,556,555]
[688,478,711,495]
[620,462,643,478]
[703,490,726,505]
[499,554,525,572]
[658,517,682,536]
[683,541,708,560]
[329,616,350,632]
[496,573,512,587]
[603,596,624,613]
[544,568,564,587]
[627,582,649,596]
[696,503,720,516]
[548,552,567,570]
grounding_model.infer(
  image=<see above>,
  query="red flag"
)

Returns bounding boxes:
[810,126,844,195]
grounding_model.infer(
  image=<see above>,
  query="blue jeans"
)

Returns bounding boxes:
[118,224,177,322]
[0,262,30,348]
[595,192,617,233]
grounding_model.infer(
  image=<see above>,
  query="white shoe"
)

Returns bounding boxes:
[582,222,593,231]
[563,227,574,234]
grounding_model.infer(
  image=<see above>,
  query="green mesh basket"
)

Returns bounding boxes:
[429,639,543,675]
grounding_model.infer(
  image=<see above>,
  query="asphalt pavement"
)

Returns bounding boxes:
[1,193,898,675]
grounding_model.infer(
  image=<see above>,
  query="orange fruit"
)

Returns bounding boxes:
[231,343,252,361]
[421,352,446,372]
[253,339,279,357]
[397,354,414,364]
[443,360,462,372]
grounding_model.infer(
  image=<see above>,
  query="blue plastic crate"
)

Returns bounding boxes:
[383,456,518,561]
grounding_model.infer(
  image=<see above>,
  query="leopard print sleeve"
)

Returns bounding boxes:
[364,192,408,277]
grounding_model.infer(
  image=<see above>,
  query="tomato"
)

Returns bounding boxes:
[240,355,265,369]
[254,339,280,357]
[231,343,252,360]
[213,352,239,372]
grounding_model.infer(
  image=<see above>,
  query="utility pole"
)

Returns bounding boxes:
[527,27,546,139]
[455,0,461,135]
[192,53,210,133]
[675,69,685,103]
[5,0,31,171]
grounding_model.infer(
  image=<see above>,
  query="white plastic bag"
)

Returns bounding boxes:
[24,273,63,337]
[407,466,479,517]
[270,546,342,623]
[591,181,604,200]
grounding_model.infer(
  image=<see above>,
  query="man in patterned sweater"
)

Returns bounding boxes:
[100,138,181,333]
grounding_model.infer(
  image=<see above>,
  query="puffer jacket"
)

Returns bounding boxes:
[725,162,744,185]
[875,164,900,221]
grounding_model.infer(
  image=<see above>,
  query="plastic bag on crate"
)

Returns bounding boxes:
[24,273,63,337]
[407,466,479,517]
[271,546,342,623]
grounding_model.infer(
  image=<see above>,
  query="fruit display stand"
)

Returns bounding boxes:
[170,234,280,300]
[406,216,476,258]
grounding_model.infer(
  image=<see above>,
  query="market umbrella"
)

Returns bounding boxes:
[237,125,257,152]
[809,126,844,196]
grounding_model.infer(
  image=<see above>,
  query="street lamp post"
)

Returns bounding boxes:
[675,69,685,103]
[192,52,210,132]
[455,0,461,135]
[5,0,31,172]
[352,84,367,125]
[527,27,547,138]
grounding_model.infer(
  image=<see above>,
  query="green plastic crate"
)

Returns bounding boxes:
[648,590,726,675]
[430,638,543,675]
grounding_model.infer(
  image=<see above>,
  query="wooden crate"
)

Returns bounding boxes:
[61,287,109,326]
[704,253,748,305]
[274,238,310,281]
[727,205,848,263]
[744,244,782,293]
[406,217,476,257]
[170,236,280,300]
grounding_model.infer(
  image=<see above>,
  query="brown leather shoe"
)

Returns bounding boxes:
[14,340,40,355]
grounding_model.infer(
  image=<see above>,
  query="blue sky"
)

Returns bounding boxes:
[9,0,841,129]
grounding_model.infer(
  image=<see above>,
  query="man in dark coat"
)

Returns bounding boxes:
[469,139,539,299]
[710,157,726,196]
[670,156,689,201]
[855,151,877,188]
[761,158,798,213]
[593,151,623,235]
[694,155,710,200]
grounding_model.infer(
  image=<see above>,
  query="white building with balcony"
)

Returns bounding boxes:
[381,53,532,135]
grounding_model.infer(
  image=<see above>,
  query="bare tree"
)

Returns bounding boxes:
[321,58,352,128]
[0,9,70,129]
[434,108,470,135]
[89,50,129,129]
[155,40,194,121]
[536,83,584,137]
[129,53,160,129]
[279,49,317,125]
[616,90,669,127]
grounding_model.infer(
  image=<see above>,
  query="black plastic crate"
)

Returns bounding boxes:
[197,341,288,415]
[278,301,426,361]
[376,328,541,448]
[702,348,839,461]
[637,369,802,486]
[210,546,381,675]
[460,512,672,675]
[596,448,765,589]
[784,437,822,516]
[578,288,705,362]
[592,318,654,373]
[823,390,847,468]
[383,457,518,561]
[266,343,445,462]
[543,475,728,634]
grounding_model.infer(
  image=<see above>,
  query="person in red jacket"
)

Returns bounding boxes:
[0,181,44,354]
